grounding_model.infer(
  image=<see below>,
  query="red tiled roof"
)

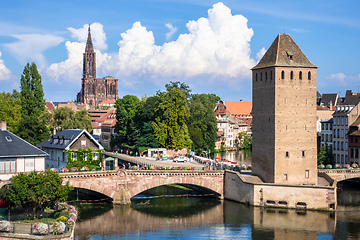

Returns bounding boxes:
[223,101,252,115]
[45,102,55,112]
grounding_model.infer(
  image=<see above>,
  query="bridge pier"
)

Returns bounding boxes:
[113,189,131,205]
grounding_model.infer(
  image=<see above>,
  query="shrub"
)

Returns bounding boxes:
[56,216,67,223]
[67,218,75,230]
[0,221,12,232]
[343,164,351,169]
[335,164,342,169]
[326,164,332,169]
[80,166,89,171]
[351,163,359,168]
[50,168,58,172]
[70,167,78,172]
[51,221,66,235]
[61,168,69,173]
[33,222,48,235]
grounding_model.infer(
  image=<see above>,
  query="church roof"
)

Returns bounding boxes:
[252,33,317,70]
[85,25,94,52]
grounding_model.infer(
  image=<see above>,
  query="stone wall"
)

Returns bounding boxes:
[224,171,336,210]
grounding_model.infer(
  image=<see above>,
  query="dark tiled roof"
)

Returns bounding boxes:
[0,130,48,158]
[320,94,339,106]
[252,34,317,70]
[37,129,103,150]
[341,94,360,106]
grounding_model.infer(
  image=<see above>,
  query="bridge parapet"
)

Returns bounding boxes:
[318,169,360,182]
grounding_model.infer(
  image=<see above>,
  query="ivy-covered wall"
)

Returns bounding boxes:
[65,148,103,169]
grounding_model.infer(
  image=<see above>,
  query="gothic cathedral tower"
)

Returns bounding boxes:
[77,26,118,108]
[251,34,318,185]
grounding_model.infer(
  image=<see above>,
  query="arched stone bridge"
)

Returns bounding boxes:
[318,169,360,182]
[60,170,224,204]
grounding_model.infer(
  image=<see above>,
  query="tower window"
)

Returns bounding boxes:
[281,71,285,80]
[302,151,305,157]
[255,73,258,81]
[305,170,309,179]
[299,71,302,80]
[261,72,263,81]
[290,71,294,80]
[308,71,311,80]
[265,72,268,81]
[270,71,273,80]
[285,151,289,158]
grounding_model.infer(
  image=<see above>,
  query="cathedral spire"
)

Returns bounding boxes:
[85,24,94,52]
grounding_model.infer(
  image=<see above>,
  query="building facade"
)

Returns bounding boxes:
[0,122,47,180]
[320,118,333,148]
[251,33,318,185]
[77,26,118,108]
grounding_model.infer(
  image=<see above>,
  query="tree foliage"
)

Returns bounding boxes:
[16,63,50,145]
[50,107,92,132]
[0,91,21,132]
[114,95,140,146]
[152,88,192,149]
[188,93,220,153]
[0,171,72,218]
[318,145,334,165]
[238,131,252,149]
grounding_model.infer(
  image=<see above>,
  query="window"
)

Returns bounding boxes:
[341,117,344,126]
[84,153,88,161]
[284,174,288,181]
[341,129,344,138]
[290,71,293,80]
[0,159,16,174]
[281,71,285,79]
[256,73,258,81]
[302,151,305,157]
[346,117,348,125]
[308,71,311,80]
[261,72,263,81]
[337,117,340,125]
[299,71,302,80]
[321,134,324,141]
[25,157,34,172]
[285,151,289,158]
[270,71,273,80]
[93,152,99,160]
[356,149,359,159]
[265,72,268,80]
[305,170,309,179]
[72,152,77,160]
[81,140,86,147]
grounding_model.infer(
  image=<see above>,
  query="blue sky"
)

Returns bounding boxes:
[0,0,359,102]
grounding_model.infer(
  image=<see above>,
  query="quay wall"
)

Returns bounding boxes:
[224,171,337,210]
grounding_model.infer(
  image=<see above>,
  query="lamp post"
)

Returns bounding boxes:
[7,179,12,221]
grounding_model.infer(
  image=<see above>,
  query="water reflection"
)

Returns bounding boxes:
[215,149,251,165]
[75,198,339,240]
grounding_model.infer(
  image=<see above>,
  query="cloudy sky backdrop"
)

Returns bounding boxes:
[0,0,359,102]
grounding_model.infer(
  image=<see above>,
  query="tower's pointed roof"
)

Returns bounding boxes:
[85,25,94,52]
[252,33,317,70]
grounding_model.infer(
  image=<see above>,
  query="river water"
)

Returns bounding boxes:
[73,151,360,239]
[74,185,360,240]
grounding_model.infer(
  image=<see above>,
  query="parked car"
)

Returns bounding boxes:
[173,156,188,162]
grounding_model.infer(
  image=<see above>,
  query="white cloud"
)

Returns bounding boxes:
[165,23,178,41]
[326,73,348,85]
[43,2,256,93]
[256,47,266,62]
[0,52,12,81]
[4,34,64,66]
[67,23,107,51]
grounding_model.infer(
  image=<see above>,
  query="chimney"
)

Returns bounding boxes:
[0,121,7,130]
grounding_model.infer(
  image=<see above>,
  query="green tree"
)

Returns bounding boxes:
[0,171,72,218]
[50,107,92,132]
[318,145,334,165]
[152,88,192,149]
[134,95,161,149]
[0,91,21,132]
[188,93,220,153]
[238,131,252,149]
[16,63,50,145]
[114,95,140,146]
[164,81,192,99]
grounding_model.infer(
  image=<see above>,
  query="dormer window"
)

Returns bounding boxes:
[286,51,293,60]
[5,136,12,142]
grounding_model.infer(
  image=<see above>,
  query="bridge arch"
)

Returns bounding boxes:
[61,170,224,204]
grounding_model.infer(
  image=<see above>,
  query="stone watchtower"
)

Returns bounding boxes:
[251,34,318,185]
[77,26,118,108]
